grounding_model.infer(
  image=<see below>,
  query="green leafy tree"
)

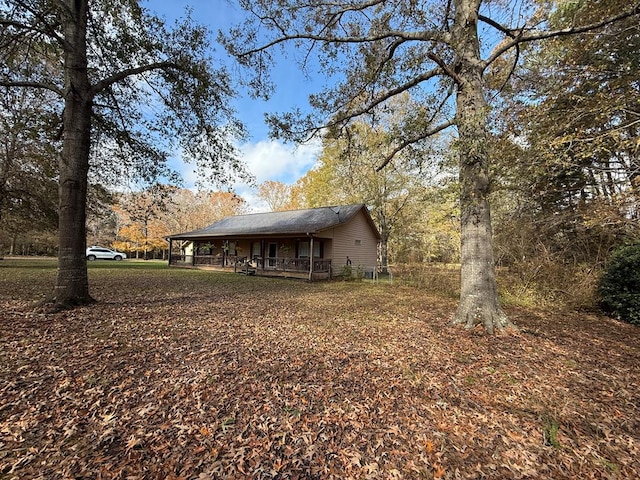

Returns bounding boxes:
[1,1,247,308]
[223,0,640,332]
[491,0,640,275]
[0,79,59,255]
[415,182,461,264]
[300,119,434,272]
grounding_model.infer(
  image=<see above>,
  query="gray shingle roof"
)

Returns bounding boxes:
[169,204,379,239]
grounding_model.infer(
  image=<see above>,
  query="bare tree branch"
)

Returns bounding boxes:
[478,14,519,38]
[483,2,640,69]
[239,30,450,57]
[427,52,461,84]
[348,68,442,119]
[0,79,63,96]
[90,62,178,96]
[376,119,455,171]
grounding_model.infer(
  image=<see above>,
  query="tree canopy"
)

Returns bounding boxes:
[488,0,640,303]
[299,117,440,272]
[0,0,248,308]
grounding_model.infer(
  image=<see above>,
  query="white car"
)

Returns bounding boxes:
[86,246,127,261]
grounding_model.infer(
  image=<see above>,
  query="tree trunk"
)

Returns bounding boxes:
[450,0,516,333]
[53,0,93,308]
[379,237,389,274]
[376,209,389,273]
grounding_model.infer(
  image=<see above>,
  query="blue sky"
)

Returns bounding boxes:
[147,0,323,210]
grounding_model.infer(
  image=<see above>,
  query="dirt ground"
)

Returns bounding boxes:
[1,260,639,479]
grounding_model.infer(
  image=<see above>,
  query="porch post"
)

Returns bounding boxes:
[168,239,172,266]
[308,236,314,281]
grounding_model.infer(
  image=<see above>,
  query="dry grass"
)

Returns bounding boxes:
[390,262,602,309]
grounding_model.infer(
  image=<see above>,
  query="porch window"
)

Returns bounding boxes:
[298,241,322,258]
[298,241,310,258]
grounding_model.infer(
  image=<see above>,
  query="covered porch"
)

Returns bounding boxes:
[168,236,333,280]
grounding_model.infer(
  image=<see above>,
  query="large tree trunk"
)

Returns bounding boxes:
[450,0,516,333]
[53,0,93,308]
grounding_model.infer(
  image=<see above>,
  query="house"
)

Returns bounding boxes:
[167,204,381,280]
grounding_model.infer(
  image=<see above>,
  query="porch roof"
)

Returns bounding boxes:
[168,204,381,240]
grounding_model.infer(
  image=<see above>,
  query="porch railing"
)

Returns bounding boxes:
[194,254,240,267]
[261,257,331,273]
[171,254,331,274]
[170,254,239,266]
[170,254,193,265]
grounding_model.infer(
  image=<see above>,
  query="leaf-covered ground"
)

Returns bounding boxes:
[1,259,639,479]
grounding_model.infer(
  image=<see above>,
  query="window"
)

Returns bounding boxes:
[298,241,322,258]
[355,239,361,246]
[298,241,310,258]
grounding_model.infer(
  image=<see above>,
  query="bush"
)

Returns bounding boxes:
[598,244,640,325]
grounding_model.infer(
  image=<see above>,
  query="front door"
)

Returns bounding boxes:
[267,242,277,267]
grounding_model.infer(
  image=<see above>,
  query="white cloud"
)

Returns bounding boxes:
[171,138,321,212]
[234,188,269,213]
[234,139,320,212]
[240,139,320,184]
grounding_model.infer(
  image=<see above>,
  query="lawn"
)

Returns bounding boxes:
[1,258,639,479]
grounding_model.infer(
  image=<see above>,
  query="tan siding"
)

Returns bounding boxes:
[323,240,333,260]
[329,210,378,268]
